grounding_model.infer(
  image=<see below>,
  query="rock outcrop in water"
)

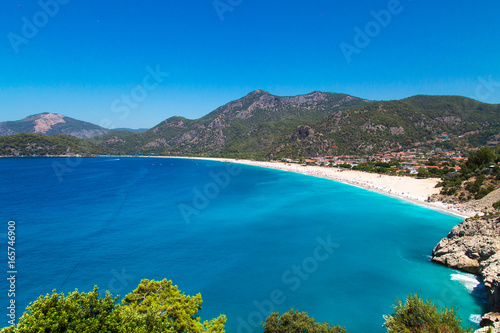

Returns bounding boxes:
[431,215,500,332]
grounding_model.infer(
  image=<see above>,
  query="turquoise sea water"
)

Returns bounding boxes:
[0,157,486,331]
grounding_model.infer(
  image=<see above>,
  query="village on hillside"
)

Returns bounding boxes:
[280,148,469,177]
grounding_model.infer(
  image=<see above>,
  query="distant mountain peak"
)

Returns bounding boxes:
[0,113,110,139]
[246,89,270,97]
[32,113,66,134]
[39,112,60,115]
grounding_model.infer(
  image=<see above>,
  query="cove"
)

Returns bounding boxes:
[0,157,485,332]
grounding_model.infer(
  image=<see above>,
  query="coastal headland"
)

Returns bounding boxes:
[432,215,500,332]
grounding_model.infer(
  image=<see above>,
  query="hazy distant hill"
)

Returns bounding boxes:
[0,113,112,139]
[92,90,370,156]
[110,128,149,133]
[270,95,500,158]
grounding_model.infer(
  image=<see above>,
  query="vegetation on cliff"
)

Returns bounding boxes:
[437,146,500,200]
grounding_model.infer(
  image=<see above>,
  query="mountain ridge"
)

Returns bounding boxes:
[270,95,500,158]
[0,113,151,139]
[1,90,499,158]
[93,90,370,156]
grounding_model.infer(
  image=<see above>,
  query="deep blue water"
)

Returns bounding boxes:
[0,157,486,332]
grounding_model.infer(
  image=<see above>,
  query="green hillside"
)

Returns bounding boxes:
[0,133,111,156]
[270,95,500,158]
[91,90,370,157]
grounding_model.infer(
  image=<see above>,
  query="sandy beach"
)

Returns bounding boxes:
[155,156,478,218]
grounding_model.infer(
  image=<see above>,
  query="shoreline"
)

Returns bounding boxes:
[151,156,477,219]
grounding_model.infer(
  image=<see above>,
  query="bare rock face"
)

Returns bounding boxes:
[481,254,500,314]
[274,125,338,158]
[431,216,500,332]
[476,312,500,332]
[389,126,405,135]
[436,116,462,125]
[431,238,481,273]
[291,125,317,141]
[33,113,66,133]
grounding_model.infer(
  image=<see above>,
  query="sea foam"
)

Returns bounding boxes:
[469,314,482,324]
[451,273,481,292]
[451,273,487,301]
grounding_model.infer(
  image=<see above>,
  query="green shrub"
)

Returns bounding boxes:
[337,163,352,169]
[417,167,431,178]
[476,186,495,200]
[383,294,472,333]
[493,200,500,210]
[465,147,496,171]
[1,279,226,333]
[263,309,346,333]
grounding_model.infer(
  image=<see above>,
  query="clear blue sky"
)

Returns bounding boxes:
[1,0,499,129]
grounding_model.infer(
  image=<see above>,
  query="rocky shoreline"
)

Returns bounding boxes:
[429,188,500,217]
[431,215,500,332]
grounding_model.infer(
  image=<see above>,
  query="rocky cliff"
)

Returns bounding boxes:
[431,215,500,331]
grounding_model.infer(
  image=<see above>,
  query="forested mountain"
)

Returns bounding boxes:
[1,92,499,158]
[91,90,370,156]
[269,95,500,158]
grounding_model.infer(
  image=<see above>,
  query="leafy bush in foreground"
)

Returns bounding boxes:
[1,279,226,333]
[263,308,346,333]
[383,294,472,333]
[0,284,477,333]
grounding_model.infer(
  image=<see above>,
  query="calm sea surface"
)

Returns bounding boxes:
[0,157,485,331]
